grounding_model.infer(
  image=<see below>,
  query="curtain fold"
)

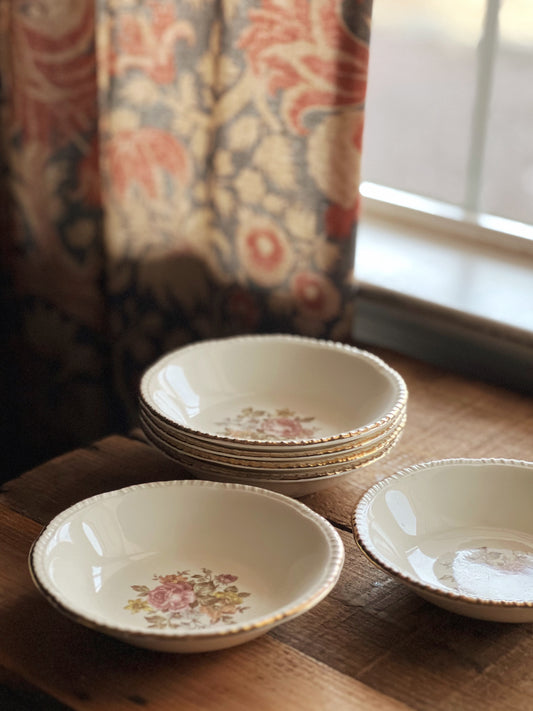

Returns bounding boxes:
[0,0,115,473]
[0,0,372,473]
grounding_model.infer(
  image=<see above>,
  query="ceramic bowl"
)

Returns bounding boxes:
[30,481,344,652]
[139,403,407,466]
[140,409,406,479]
[140,410,405,481]
[139,398,408,456]
[194,429,408,497]
[140,334,407,450]
[352,459,533,623]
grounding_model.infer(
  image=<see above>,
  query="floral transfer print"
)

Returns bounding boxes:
[125,568,251,629]
[216,407,318,440]
[434,547,533,602]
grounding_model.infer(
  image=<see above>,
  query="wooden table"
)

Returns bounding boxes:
[1,348,533,711]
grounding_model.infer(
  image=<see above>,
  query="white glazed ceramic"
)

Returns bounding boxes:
[353,459,533,623]
[140,413,405,478]
[195,430,408,496]
[140,335,407,449]
[139,398,408,456]
[30,480,344,652]
[140,411,406,482]
[140,404,406,466]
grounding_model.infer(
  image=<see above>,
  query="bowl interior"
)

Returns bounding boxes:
[357,460,533,603]
[33,482,341,635]
[142,336,405,441]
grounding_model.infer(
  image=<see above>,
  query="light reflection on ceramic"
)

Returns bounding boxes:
[92,566,103,593]
[352,459,533,622]
[435,546,533,602]
[140,335,407,448]
[30,480,344,652]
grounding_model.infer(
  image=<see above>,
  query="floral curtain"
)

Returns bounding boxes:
[0,0,372,473]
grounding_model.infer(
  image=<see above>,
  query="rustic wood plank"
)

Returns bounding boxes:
[4,496,530,711]
[0,666,72,711]
[0,507,410,711]
[1,348,532,710]
[271,528,533,711]
[0,434,190,526]
[357,622,533,711]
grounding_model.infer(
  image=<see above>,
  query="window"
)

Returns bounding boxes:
[354,0,533,391]
[361,0,533,231]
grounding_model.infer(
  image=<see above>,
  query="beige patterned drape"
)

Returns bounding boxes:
[0,0,372,474]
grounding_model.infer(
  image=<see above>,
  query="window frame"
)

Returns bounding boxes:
[353,1,533,393]
[353,186,533,394]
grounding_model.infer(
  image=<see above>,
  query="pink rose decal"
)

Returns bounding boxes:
[125,568,251,629]
[147,581,196,612]
[215,407,318,441]
[216,574,238,585]
[260,416,312,439]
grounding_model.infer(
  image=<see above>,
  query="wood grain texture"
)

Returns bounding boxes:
[1,347,532,710]
[0,435,189,526]
[273,530,533,711]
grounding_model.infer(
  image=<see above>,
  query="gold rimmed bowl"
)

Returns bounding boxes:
[139,334,407,453]
[139,397,407,457]
[353,458,533,623]
[140,408,406,480]
[30,480,345,653]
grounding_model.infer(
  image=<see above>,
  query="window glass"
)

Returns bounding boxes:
[481,1,533,225]
[361,1,485,207]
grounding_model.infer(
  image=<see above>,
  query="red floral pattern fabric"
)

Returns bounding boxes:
[0,0,372,471]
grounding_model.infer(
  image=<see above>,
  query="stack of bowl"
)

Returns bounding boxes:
[139,334,408,496]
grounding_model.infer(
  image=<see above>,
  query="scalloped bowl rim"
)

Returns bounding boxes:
[139,410,406,479]
[139,334,408,447]
[353,458,533,613]
[30,480,345,647]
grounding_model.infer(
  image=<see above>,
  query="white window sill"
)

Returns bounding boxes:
[353,195,533,394]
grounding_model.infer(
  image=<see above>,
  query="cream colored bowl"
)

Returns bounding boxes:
[140,335,407,449]
[353,459,533,623]
[140,408,406,479]
[30,481,344,652]
[139,399,408,456]
[193,430,408,496]
[140,404,406,466]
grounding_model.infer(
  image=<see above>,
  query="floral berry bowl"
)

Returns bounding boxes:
[139,334,407,450]
[352,459,533,623]
[29,480,344,652]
